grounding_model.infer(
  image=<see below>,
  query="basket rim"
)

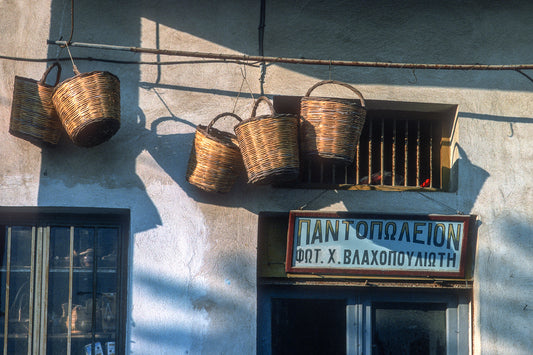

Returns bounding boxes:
[301,95,367,108]
[53,70,120,95]
[304,80,366,107]
[14,75,56,89]
[196,125,240,150]
[234,113,297,129]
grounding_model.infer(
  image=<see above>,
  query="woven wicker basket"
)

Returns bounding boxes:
[300,80,366,164]
[186,112,244,193]
[9,62,63,145]
[52,70,120,147]
[234,96,300,184]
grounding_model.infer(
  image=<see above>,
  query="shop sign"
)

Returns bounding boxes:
[286,211,475,278]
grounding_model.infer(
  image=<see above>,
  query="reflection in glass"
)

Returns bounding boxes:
[97,228,118,269]
[49,227,71,268]
[10,227,33,268]
[271,298,346,355]
[372,302,446,355]
[0,226,33,355]
[46,226,119,354]
[76,227,95,270]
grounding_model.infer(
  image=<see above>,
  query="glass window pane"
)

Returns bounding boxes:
[97,228,118,269]
[10,226,33,268]
[0,226,33,355]
[372,302,446,355]
[47,227,73,354]
[96,228,118,336]
[47,226,120,355]
[47,226,71,352]
[72,228,95,355]
[271,298,346,355]
[49,227,72,268]
[76,227,95,271]
[0,225,7,317]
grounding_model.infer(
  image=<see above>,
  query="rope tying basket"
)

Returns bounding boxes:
[300,80,367,164]
[52,69,120,147]
[9,62,63,145]
[186,112,244,193]
[234,96,300,184]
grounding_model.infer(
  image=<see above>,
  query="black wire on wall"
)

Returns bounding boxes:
[258,0,266,94]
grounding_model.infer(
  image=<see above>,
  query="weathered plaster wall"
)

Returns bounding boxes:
[1,0,532,354]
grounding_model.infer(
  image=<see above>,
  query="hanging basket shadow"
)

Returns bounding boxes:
[52,70,121,147]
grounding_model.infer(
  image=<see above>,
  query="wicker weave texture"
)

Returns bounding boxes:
[9,63,63,145]
[235,97,300,184]
[52,71,120,147]
[186,113,243,193]
[300,80,367,164]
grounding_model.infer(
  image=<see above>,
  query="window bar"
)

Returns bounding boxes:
[346,304,357,355]
[33,227,43,355]
[29,227,37,355]
[353,301,364,355]
[319,161,324,184]
[332,164,336,185]
[392,120,397,186]
[368,119,373,184]
[404,121,409,186]
[363,301,373,354]
[380,118,384,185]
[39,227,50,355]
[67,226,75,355]
[116,224,125,355]
[91,228,98,347]
[430,121,434,188]
[355,142,360,184]
[416,120,421,186]
[344,164,348,185]
[3,227,12,355]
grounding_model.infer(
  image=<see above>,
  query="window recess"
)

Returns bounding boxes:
[258,285,471,355]
[273,96,458,191]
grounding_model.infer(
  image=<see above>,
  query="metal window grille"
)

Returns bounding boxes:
[272,96,456,191]
[299,116,443,189]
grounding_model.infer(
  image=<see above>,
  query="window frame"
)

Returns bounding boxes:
[257,285,471,355]
[0,207,130,355]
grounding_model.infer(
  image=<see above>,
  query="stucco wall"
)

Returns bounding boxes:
[1,0,532,354]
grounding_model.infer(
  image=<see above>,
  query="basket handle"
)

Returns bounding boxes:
[251,96,275,118]
[206,112,242,134]
[305,80,366,107]
[39,62,62,86]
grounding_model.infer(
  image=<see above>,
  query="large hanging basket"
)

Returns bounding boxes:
[52,70,120,147]
[300,80,367,164]
[186,112,244,193]
[234,96,300,184]
[9,62,63,145]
